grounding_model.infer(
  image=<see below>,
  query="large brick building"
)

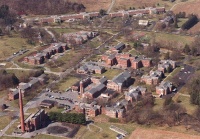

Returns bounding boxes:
[74,102,101,118]
[77,62,105,74]
[125,86,147,102]
[158,60,176,73]
[102,99,129,118]
[102,52,152,69]
[18,109,47,132]
[62,31,98,45]
[24,43,68,65]
[156,81,173,96]
[107,71,131,92]
[141,70,163,85]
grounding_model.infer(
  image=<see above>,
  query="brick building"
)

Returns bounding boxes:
[102,52,152,69]
[158,60,176,73]
[74,102,101,117]
[102,99,129,118]
[141,70,163,85]
[156,81,173,96]
[107,71,131,92]
[24,43,68,65]
[18,109,47,132]
[124,86,147,102]
[77,62,105,74]
[8,88,19,101]
[83,83,106,99]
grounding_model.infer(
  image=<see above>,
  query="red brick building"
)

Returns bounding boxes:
[18,109,47,132]
[156,81,173,96]
[141,70,163,85]
[107,71,131,92]
[74,102,101,117]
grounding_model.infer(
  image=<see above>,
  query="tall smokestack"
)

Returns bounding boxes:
[19,89,25,132]
[80,81,84,97]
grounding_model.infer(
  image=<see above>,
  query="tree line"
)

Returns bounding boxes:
[0,0,85,15]
[0,70,19,90]
[48,112,86,125]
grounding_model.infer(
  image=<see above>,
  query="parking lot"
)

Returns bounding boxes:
[40,89,81,111]
[175,64,195,90]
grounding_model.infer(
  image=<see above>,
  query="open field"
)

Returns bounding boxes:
[0,33,33,60]
[57,76,79,91]
[188,22,200,34]
[71,0,111,12]
[0,116,11,131]
[177,18,187,28]
[51,28,80,34]
[148,32,194,47]
[130,128,200,139]
[75,121,135,139]
[93,69,123,80]
[173,93,197,114]
[113,0,174,11]
[173,0,200,17]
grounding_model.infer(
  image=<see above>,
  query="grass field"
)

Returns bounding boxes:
[188,22,200,34]
[177,18,188,28]
[130,128,200,139]
[93,69,123,80]
[149,32,194,47]
[113,0,174,11]
[51,28,79,34]
[173,93,197,115]
[0,33,33,60]
[0,116,11,131]
[76,122,136,139]
[173,0,200,17]
[57,76,79,91]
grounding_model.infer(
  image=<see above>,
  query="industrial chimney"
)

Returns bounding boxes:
[80,80,84,97]
[19,89,25,132]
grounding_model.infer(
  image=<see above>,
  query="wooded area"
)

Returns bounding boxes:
[0,0,85,15]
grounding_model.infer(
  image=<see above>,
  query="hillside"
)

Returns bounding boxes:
[0,0,85,15]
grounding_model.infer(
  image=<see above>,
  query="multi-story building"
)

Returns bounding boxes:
[18,109,47,132]
[156,81,173,96]
[24,43,68,65]
[124,86,147,102]
[158,60,176,73]
[107,71,131,92]
[77,62,105,74]
[75,102,101,117]
[141,70,163,85]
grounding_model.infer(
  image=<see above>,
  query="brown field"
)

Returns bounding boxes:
[188,22,200,34]
[173,0,200,17]
[130,128,200,139]
[113,0,174,11]
[73,0,111,12]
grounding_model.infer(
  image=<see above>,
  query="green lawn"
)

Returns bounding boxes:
[173,94,197,115]
[0,33,33,60]
[93,69,123,80]
[57,76,79,91]
[129,49,140,55]
[0,116,11,130]
[77,122,135,139]
[51,28,79,34]
[153,98,164,111]
[153,32,194,46]
[177,18,188,28]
